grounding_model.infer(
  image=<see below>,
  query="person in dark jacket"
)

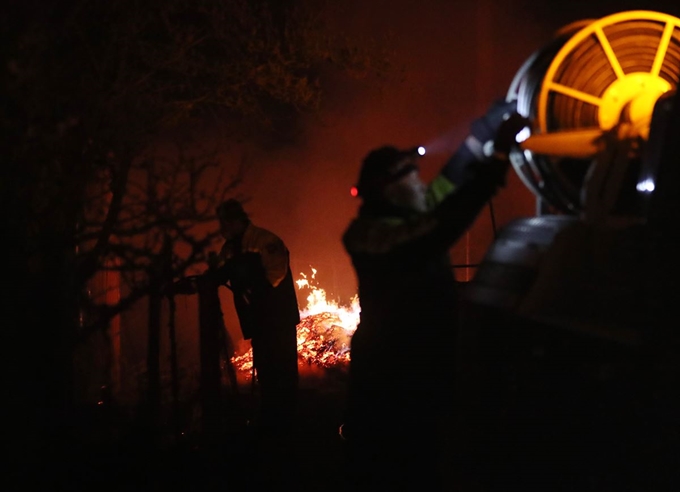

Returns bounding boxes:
[341,100,529,490]
[212,199,300,438]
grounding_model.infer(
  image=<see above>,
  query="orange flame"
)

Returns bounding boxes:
[230,267,360,376]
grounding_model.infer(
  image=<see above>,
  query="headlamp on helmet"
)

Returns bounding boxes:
[352,145,423,198]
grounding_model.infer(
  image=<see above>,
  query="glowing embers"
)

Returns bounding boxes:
[231,267,360,376]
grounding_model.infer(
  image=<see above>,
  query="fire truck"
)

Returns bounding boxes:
[458,11,680,490]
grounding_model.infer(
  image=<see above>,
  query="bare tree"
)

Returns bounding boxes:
[2,0,390,471]
[77,141,241,437]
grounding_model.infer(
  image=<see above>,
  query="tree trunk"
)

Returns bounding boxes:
[167,294,181,441]
[145,287,162,437]
[197,275,224,441]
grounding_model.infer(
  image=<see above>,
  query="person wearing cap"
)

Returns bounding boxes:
[341,100,529,490]
[211,199,300,441]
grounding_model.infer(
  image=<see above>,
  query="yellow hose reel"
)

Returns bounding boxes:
[508,10,680,214]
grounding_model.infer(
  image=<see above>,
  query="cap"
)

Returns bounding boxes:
[354,145,421,198]
[216,199,248,221]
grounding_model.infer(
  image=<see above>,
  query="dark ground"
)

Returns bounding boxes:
[17,367,352,492]
[11,326,680,492]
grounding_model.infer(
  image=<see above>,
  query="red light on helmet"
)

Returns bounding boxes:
[350,186,359,197]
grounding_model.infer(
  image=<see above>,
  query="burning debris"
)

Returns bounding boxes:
[231,267,360,376]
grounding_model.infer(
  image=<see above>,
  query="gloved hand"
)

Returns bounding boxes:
[464,100,525,188]
[467,99,531,159]
[442,99,527,185]
[493,111,532,156]
[470,100,517,142]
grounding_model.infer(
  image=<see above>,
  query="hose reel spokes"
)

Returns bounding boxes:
[508,10,680,215]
